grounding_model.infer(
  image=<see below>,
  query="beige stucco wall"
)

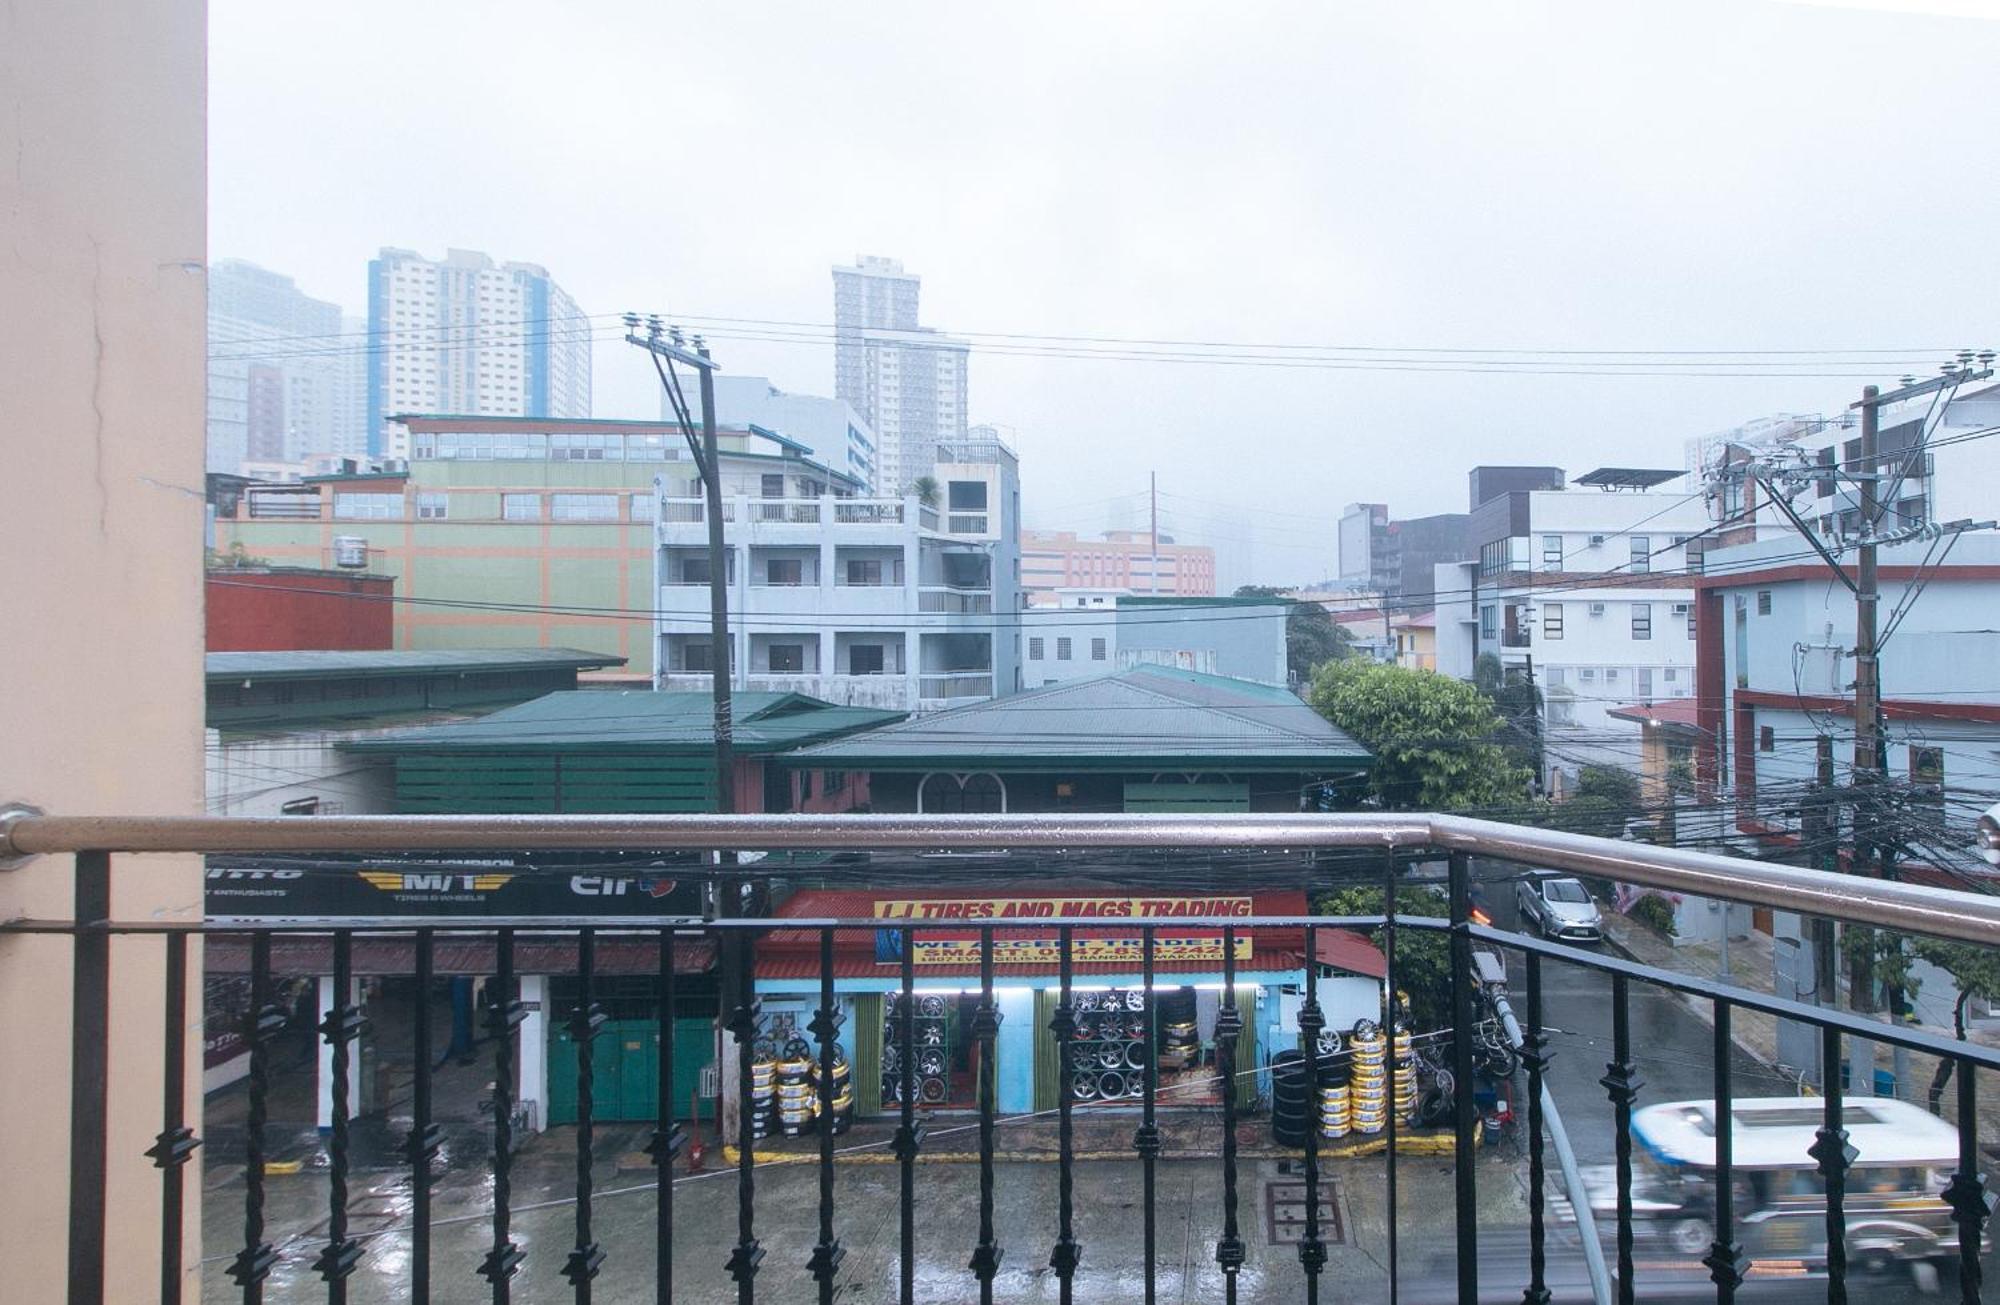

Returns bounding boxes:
[0,1,208,1299]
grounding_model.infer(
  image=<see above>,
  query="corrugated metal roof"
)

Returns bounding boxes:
[343,690,904,754]
[785,665,1369,771]
[206,648,626,681]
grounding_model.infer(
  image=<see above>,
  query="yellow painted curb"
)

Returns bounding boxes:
[721,1131,1456,1166]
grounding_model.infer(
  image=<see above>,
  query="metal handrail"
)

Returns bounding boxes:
[5,809,1999,944]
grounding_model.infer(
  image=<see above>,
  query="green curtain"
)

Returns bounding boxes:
[852,993,883,1117]
[1033,987,1060,1114]
[1232,987,1260,1106]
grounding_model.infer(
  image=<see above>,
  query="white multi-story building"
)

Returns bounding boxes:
[1021,590,1289,688]
[1439,466,1712,787]
[653,432,1021,712]
[366,248,591,458]
[669,374,878,493]
[831,256,969,491]
[206,259,354,472]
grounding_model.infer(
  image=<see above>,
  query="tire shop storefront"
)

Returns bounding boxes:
[745,886,1386,1121]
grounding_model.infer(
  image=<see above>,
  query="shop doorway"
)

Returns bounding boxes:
[883,991,991,1109]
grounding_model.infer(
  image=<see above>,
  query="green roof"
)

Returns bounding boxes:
[343,690,904,755]
[784,665,1370,772]
[206,648,625,683]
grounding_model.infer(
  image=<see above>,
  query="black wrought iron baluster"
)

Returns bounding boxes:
[70,850,110,1305]
[145,928,200,1305]
[479,928,526,1299]
[1298,922,1326,1304]
[229,930,283,1300]
[1809,1024,1853,1305]
[1703,999,1743,1304]
[1601,972,1642,1305]
[969,924,1004,1303]
[1943,1061,1986,1305]
[1049,924,1081,1302]
[1216,923,1245,1303]
[406,929,442,1305]
[314,930,368,1299]
[724,929,764,1302]
[1522,953,1551,1305]
[1448,850,1480,1305]
[564,928,608,1299]
[647,927,686,1305]
[808,928,846,1302]
[1383,857,1400,1305]
[892,927,923,1305]
[1135,925,1161,1305]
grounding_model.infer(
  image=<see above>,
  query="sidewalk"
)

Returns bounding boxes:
[1599,909,2000,1142]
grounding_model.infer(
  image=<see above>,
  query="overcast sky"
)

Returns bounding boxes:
[211,0,2000,586]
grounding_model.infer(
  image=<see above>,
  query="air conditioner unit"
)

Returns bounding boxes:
[1588,602,1606,617]
[1671,603,1691,616]
[1589,534,1606,547]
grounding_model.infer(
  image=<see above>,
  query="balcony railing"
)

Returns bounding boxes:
[917,585,994,614]
[917,670,992,700]
[5,811,1999,1305]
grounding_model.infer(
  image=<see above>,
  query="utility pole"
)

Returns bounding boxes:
[1149,470,1159,595]
[627,317,735,817]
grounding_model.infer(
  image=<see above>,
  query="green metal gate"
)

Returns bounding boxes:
[547,1016,714,1124]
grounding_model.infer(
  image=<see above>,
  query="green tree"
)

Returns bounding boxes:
[1316,882,1451,1030]
[1911,938,2000,1111]
[1235,585,1352,681]
[910,475,940,508]
[1574,764,1642,810]
[1307,659,1531,810]
[1474,653,1544,780]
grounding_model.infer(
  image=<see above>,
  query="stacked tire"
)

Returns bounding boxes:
[774,1039,816,1138]
[813,1049,855,1136]
[1348,1021,1388,1135]
[1162,1018,1198,1067]
[1392,1024,1417,1124]
[748,1039,778,1141]
[1270,1049,1310,1146]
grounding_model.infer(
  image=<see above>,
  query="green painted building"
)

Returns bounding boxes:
[344,689,905,814]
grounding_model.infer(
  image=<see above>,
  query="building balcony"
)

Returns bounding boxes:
[917,585,994,614]
[9,809,1998,1303]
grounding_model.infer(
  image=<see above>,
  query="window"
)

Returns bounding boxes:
[1545,666,1566,687]
[767,643,805,673]
[1605,667,1620,683]
[1630,536,1651,573]
[849,644,885,675]
[332,491,403,520]
[1816,446,1837,498]
[679,640,713,673]
[1541,535,1563,570]
[628,493,657,523]
[761,474,786,499]
[1759,725,1775,753]
[415,492,448,520]
[1091,637,1107,661]
[1631,602,1652,640]
[1664,668,1677,682]
[1480,605,1497,639]
[1028,637,1044,661]
[550,493,618,521]
[1580,667,1598,683]
[948,480,988,511]
[1756,590,1772,616]
[845,558,884,586]
[1543,602,1564,639]
[766,557,804,586]
[1638,668,1653,698]
[1056,637,1072,661]
[821,770,847,795]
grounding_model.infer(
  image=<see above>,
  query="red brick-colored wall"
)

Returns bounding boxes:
[206,569,394,651]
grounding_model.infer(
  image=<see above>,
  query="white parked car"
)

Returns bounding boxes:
[1516,875,1602,943]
